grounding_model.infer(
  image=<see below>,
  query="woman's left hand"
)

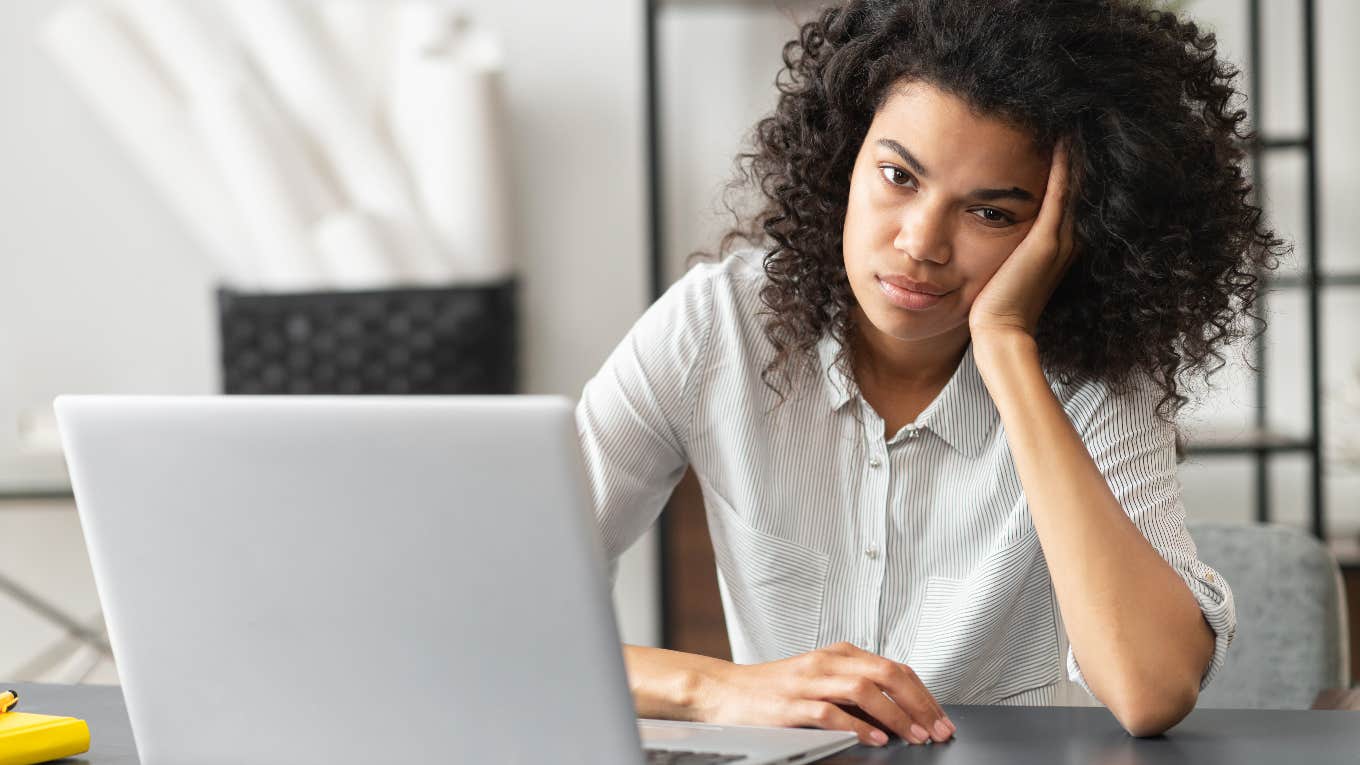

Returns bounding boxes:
[968,141,1077,339]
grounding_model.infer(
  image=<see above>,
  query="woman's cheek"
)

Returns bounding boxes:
[974,241,1020,280]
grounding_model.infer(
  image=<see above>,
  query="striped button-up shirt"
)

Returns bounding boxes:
[576,249,1235,705]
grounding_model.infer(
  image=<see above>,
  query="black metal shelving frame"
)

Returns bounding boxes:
[1195,0,1327,539]
[643,0,1351,641]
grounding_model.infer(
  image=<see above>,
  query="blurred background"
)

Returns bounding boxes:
[2,0,1357,687]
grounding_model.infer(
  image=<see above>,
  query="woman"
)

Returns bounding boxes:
[576,0,1284,746]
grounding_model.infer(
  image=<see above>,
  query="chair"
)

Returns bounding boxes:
[1190,522,1351,709]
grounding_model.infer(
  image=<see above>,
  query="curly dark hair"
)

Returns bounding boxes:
[712,0,1288,423]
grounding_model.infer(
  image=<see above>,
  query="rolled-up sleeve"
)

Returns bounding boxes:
[1062,378,1237,694]
[575,263,717,586]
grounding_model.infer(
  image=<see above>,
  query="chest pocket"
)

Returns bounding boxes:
[905,533,1062,703]
[700,482,830,663]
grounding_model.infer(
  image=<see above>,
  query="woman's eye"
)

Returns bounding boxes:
[972,208,1013,225]
[879,165,915,188]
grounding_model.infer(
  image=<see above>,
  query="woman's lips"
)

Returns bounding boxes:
[877,276,950,310]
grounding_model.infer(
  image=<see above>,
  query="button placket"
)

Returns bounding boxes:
[861,436,889,654]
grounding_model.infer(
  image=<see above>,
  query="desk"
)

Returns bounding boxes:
[8,681,1360,764]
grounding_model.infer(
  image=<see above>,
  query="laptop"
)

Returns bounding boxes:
[55,395,857,764]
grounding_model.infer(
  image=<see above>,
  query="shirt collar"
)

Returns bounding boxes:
[816,330,999,457]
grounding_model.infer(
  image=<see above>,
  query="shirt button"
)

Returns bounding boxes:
[864,545,879,560]
[905,427,920,439]
[867,456,882,468]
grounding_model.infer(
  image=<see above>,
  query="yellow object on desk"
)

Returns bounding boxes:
[0,690,92,765]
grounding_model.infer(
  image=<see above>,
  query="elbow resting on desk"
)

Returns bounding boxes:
[1070,579,1216,737]
[1103,669,1200,737]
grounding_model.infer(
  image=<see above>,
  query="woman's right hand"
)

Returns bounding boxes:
[692,642,956,747]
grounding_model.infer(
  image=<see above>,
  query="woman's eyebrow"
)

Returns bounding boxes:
[876,138,1038,204]
[876,138,930,177]
[970,187,1037,203]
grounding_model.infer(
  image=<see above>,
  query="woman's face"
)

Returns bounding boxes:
[843,81,1051,346]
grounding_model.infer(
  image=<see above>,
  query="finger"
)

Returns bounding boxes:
[859,657,954,742]
[816,676,929,745]
[1058,179,1078,263]
[821,641,858,657]
[1059,214,1077,264]
[830,650,953,742]
[1054,141,1078,263]
[892,661,952,729]
[791,700,890,747]
[826,646,945,725]
[1033,139,1071,238]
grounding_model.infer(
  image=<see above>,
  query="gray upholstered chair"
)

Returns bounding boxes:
[1190,522,1351,709]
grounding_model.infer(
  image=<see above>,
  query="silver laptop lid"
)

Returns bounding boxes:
[55,395,642,764]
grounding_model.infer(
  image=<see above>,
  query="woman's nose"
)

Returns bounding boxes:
[892,202,953,265]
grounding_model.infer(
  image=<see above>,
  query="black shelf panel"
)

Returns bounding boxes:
[1258,136,1312,151]
[1267,271,1360,289]
[0,487,74,502]
[1183,429,1315,456]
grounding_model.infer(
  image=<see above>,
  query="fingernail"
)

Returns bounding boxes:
[870,729,888,746]
[933,719,952,741]
[910,723,930,743]
[945,714,957,732]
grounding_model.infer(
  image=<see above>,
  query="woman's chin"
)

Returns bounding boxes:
[860,309,968,345]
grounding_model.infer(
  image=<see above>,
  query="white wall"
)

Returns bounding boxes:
[0,0,660,681]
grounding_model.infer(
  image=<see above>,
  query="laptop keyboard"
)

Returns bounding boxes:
[644,749,747,764]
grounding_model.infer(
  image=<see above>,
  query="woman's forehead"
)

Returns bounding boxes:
[868,82,1048,190]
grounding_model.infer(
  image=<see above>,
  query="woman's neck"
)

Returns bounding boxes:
[850,308,971,395]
